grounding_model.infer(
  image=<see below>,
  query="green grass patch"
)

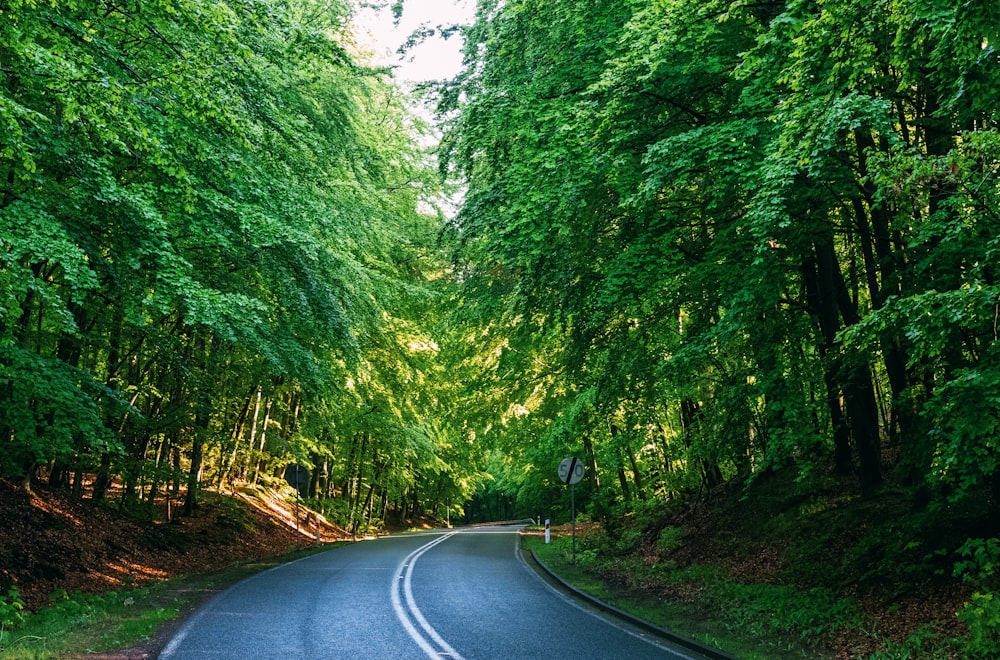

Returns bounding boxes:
[1,587,176,659]
[524,534,838,659]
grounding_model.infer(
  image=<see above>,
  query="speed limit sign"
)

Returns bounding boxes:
[558,456,585,485]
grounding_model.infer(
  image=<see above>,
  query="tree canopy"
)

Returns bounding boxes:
[5,0,1000,553]
[5,0,1000,652]
[439,0,1000,527]
[1,0,483,531]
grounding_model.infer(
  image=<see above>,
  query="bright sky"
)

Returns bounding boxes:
[355,0,476,84]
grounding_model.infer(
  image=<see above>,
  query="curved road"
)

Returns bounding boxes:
[160,526,705,659]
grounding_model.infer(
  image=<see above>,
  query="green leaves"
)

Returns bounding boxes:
[441,0,1000,516]
[0,345,125,477]
[0,0,475,525]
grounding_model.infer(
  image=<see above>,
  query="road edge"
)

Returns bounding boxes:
[519,539,737,660]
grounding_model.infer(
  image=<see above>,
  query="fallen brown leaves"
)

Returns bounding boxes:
[0,479,347,611]
[546,499,973,658]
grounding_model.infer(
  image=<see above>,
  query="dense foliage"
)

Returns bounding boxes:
[8,0,1000,642]
[0,0,479,532]
[442,0,1000,521]
[6,0,1000,651]
[439,0,1000,635]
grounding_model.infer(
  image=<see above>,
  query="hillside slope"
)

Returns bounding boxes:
[0,479,347,612]
[567,468,988,657]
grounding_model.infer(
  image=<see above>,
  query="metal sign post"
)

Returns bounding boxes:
[284,464,311,533]
[570,482,576,561]
[557,456,585,562]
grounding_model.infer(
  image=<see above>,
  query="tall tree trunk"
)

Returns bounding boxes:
[853,133,917,456]
[348,433,369,531]
[49,461,69,489]
[146,435,171,509]
[308,452,326,498]
[171,444,182,495]
[183,406,209,516]
[804,234,883,493]
[803,249,853,474]
[91,453,113,503]
[183,334,216,516]
[626,443,645,501]
[842,363,883,495]
[581,432,600,491]
[679,398,722,490]
[218,385,256,488]
[250,397,273,487]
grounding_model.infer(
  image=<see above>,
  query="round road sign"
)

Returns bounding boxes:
[284,464,311,493]
[558,456,585,485]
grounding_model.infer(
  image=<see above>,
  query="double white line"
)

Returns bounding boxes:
[391,532,465,659]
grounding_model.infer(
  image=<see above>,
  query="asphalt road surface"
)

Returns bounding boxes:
[159,525,708,659]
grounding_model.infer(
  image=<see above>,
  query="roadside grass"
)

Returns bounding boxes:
[1,588,179,660]
[523,533,841,660]
[523,466,1000,660]
[0,545,340,660]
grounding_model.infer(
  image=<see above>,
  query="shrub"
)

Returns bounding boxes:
[613,528,643,555]
[954,538,1000,585]
[957,592,1000,658]
[1,587,25,643]
[953,537,1000,656]
[655,526,684,558]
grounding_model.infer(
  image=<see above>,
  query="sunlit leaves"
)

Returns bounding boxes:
[443,0,1000,515]
[0,0,472,522]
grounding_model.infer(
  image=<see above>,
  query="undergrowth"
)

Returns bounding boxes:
[0,586,177,659]
[527,534,827,659]
[526,467,1000,659]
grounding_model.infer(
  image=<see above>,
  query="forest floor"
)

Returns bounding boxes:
[0,478,358,658]
[547,467,978,658]
[0,474,978,658]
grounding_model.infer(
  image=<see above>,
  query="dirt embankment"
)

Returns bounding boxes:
[0,479,347,611]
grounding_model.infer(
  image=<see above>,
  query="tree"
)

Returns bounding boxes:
[440,0,1000,519]
[1,0,481,527]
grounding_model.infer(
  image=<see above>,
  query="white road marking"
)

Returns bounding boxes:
[391,532,466,659]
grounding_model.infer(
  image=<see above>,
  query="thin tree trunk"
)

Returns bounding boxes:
[806,233,883,493]
[219,385,257,488]
[626,443,645,501]
[251,397,273,487]
[581,433,600,491]
[91,453,113,503]
[183,407,208,516]
[609,424,632,502]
